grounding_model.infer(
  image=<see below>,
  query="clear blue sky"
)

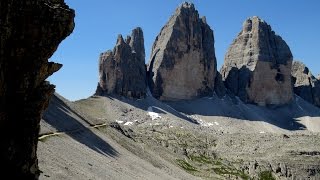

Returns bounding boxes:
[50,0,320,101]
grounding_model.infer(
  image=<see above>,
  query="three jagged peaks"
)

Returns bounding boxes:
[95,2,320,108]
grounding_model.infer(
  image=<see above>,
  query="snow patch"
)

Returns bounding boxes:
[124,121,133,126]
[259,131,266,134]
[214,122,219,125]
[207,123,214,126]
[116,120,124,124]
[147,106,161,120]
[188,115,214,127]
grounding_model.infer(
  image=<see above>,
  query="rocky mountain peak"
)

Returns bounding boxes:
[148,3,217,100]
[221,16,293,106]
[176,2,196,14]
[175,2,199,23]
[96,27,147,98]
[129,27,145,62]
[116,34,125,46]
[243,16,268,33]
[181,2,195,8]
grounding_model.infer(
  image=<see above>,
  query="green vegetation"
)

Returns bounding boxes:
[259,171,275,180]
[176,159,198,173]
[176,154,250,180]
[143,129,249,179]
[213,166,249,180]
[212,159,222,166]
[189,155,212,164]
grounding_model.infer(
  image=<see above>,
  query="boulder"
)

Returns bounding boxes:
[221,16,293,106]
[148,2,217,101]
[292,61,320,107]
[0,0,74,178]
[96,27,147,99]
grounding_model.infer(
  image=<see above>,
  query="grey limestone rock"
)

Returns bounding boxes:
[148,2,217,101]
[221,16,294,106]
[292,61,320,107]
[96,27,147,99]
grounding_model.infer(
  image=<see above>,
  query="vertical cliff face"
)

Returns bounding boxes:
[221,16,293,106]
[0,0,74,178]
[214,71,226,98]
[292,61,320,107]
[148,2,217,101]
[96,27,147,99]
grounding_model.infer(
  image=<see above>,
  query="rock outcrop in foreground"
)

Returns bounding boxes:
[96,27,146,99]
[292,61,320,107]
[148,2,217,101]
[221,16,293,106]
[0,0,74,178]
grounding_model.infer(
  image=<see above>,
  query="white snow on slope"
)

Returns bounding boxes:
[187,115,217,127]
[124,121,133,126]
[116,120,124,124]
[147,106,161,120]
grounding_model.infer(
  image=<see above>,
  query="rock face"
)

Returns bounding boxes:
[221,16,293,106]
[0,0,74,179]
[96,27,147,99]
[148,2,217,101]
[292,61,320,107]
[214,72,226,98]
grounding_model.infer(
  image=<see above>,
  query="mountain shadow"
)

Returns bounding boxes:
[42,94,118,157]
[166,94,315,131]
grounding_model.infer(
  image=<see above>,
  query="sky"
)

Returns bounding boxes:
[50,0,320,101]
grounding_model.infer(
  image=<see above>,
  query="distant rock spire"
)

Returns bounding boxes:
[148,2,217,100]
[221,16,293,106]
[96,27,147,99]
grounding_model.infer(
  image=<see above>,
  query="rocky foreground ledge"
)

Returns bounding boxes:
[0,0,74,178]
